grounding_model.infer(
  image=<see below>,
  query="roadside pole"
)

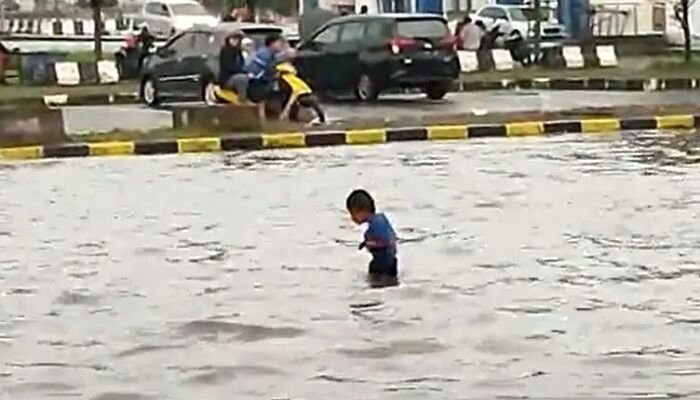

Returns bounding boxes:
[533,0,542,63]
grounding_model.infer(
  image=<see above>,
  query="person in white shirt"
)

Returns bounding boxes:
[459,17,484,51]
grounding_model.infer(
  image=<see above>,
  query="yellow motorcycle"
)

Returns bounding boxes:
[207,62,325,125]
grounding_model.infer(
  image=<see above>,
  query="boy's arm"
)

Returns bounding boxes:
[361,227,394,249]
[363,237,388,249]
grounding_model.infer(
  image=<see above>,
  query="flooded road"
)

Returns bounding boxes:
[2,132,700,399]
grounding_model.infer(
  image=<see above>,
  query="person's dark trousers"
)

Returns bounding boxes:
[225,73,249,101]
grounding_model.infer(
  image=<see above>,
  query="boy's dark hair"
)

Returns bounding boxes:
[265,33,283,47]
[346,189,375,213]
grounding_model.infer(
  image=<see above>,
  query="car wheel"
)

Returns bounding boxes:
[141,77,160,107]
[202,80,218,106]
[354,74,378,102]
[425,83,449,100]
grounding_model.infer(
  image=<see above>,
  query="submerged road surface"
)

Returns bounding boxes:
[2,132,700,399]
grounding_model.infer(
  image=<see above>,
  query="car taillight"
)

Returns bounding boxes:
[388,36,416,54]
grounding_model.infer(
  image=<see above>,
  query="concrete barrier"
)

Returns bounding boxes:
[1,112,697,161]
[0,107,66,147]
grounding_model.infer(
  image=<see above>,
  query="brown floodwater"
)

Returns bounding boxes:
[2,131,700,399]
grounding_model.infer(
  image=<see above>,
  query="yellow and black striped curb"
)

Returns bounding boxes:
[458,77,700,92]
[1,114,697,161]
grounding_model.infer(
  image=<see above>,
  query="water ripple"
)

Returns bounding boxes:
[3,132,700,398]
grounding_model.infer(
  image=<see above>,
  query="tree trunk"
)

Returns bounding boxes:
[680,0,692,62]
[91,0,103,61]
[533,0,542,64]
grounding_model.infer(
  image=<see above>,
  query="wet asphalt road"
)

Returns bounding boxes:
[62,90,700,135]
[3,131,700,399]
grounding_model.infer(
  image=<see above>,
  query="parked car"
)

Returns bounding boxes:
[140,22,283,106]
[472,5,567,41]
[139,0,218,37]
[294,13,460,101]
[0,0,20,13]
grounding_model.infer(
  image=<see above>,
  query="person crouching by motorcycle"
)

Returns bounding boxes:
[219,31,249,102]
[244,33,286,121]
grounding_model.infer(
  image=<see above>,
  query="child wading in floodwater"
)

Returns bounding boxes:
[346,189,399,288]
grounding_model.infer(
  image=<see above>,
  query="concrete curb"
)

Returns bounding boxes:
[1,113,697,161]
[9,77,698,109]
[456,77,699,92]
[0,93,139,109]
[40,93,140,107]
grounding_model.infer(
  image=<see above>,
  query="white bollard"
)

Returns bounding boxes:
[457,50,479,73]
[596,45,618,68]
[104,19,117,34]
[562,46,584,69]
[39,19,53,35]
[83,19,95,35]
[97,60,120,84]
[61,19,75,36]
[8,19,18,33]
[491,49,514,71]
[54,62,81,86]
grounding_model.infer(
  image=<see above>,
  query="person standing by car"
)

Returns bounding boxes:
[219,32,248,101]
[136,25,156,71]
[459,17,483,51]
[244,33,286,120]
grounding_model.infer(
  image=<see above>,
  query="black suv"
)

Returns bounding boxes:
[294,14,459,101]
[140,22,283,107]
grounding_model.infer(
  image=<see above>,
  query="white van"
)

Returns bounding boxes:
[139,0,218,36]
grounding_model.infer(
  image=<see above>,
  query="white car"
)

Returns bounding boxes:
[472,5,567,40]
[139,0,218,37]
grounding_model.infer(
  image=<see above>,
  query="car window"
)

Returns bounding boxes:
[366,20,390,41]
[508,7,529,22]
[194,32,217,53]
[145,2,167,16]
[339,22,365,43]
[312,24,340,46]
[479,7,506,19]
[169,32,195,54]
[396,18,448,38]
[170,2,209,16]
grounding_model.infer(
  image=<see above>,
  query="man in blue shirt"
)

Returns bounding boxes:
[245,33,286,120]
[346,189,399,288]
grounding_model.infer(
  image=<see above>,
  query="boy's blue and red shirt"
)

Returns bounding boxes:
[363,213,397,264]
